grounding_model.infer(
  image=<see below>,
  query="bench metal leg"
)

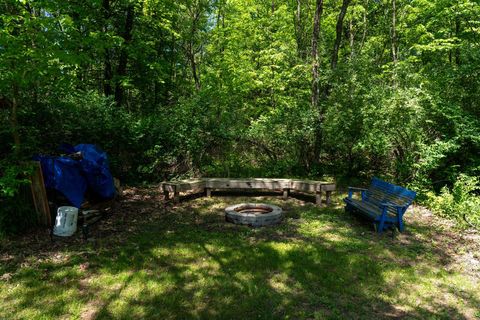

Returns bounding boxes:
[282,188,289,200]
[345,203,354,212]
[377,209,387,234]
[397,216,404,232]
[206,188,212,197]
[163,191,170,200]
[315,191,323,206]
[377,221,385,234]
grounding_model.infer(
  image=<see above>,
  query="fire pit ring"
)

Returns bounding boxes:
[225,203,282,227]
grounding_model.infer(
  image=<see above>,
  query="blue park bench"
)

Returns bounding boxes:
[344,177,416,233]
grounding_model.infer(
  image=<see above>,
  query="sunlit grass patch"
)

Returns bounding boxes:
[1,193,479,319]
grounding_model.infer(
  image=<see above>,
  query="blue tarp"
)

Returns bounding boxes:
[34,144,115,208]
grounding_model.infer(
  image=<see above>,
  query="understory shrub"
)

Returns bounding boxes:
[0,163,37,236]
[427,174,480,229]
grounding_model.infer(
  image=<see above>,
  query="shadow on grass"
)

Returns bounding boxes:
[89,227,393,319]
[1,194,478,319]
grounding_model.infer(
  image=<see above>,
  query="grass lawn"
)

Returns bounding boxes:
[1,188,479,319]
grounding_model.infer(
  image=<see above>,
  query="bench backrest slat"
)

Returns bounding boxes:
[366,177,416,207]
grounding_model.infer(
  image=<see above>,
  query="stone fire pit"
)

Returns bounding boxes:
[225,203,282,227]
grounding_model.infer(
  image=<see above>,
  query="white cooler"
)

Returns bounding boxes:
[53,206,78,237]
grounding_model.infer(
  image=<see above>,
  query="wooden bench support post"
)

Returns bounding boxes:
[326,191,332,205]
[173,191,180,203]
[163,190,170,201]
[315,191,323,206]
[206,188,212,197]
[282,188,289,200]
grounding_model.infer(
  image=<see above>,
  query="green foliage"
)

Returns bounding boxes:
[1,0,480,234]
[0,163,32,197]
[427,175,480,229]
[0,162,36,236]
[0,189,37,238]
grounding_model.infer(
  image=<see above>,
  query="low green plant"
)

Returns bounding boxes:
[427,174,480,229]
[0,162,37,236]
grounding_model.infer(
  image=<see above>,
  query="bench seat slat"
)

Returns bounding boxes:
[345,198,398,219]
[366,188,414,206]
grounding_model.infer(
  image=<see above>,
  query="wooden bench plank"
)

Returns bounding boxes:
[290,180,319,193]
[205,178,291,190]
[345,198,398,219]
[162,179,205,193]
[161,178,336,206]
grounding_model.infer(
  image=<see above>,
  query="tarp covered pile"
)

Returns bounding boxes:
[34,144,115,208]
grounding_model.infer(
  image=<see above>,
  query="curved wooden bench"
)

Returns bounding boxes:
[161,178,336,206]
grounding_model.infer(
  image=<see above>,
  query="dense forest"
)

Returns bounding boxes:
[1,0,479,234]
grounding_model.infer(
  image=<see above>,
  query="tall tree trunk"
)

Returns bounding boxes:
[115,5,134,107]
[169,32,177,104]
[311,0,324,166]
[10,85,20,155]
[103,0,113,96]
[104,51,113,96]
[331,0,350,70]
[187,7,201,92]
[189,44,201,91]
[349,19,354,59]
[295,0,302,57]
[455,17,461,65]
[311,0,323,110]
[322,0,350,99]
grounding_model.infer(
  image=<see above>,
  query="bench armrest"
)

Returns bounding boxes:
[348,187,367,191]
[347,187,367,199]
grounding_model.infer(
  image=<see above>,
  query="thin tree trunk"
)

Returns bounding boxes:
[11,85,20,155]
[391,0,397,64]
[331,0,350,70]
[104,50,113,96]
[187,8,201,91]
[321,0,350,99]
[358,0,368,55]
[455,18,461,65]
[349,19,354,59]
[103,0,113,96]
[189,44,201,91]
[115,5,134,107]
[169,33,177,103]
[311,0,324,110]
[295,0,302,56]
[311,0,324,166]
